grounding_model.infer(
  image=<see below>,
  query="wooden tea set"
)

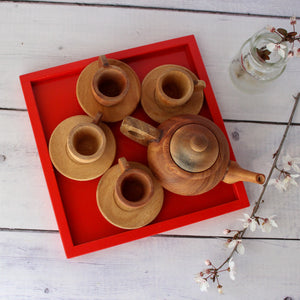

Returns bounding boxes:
[48,55,265,230]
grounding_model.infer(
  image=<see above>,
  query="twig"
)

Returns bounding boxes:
[251,92,300,217]
[216,92,300,271]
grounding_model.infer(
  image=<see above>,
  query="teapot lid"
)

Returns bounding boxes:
[170,124,219,173]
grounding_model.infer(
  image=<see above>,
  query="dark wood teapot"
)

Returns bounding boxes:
[120,114,265,196]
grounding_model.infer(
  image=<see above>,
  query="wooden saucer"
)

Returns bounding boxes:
[96,162,164,229]
[49,115,116,181]
[141,64,205,123]
[76,59,141,122]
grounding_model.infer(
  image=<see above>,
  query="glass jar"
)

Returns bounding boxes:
[229,29,289,93]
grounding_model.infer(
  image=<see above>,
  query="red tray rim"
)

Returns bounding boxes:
[20,35,249,258]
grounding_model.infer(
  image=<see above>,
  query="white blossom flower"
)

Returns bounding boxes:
[239,213,257,232]
[283,174,300,188]
[224,239,231,248]
[228,258,236,280]
[265,25,276,32]
[295,48,300,58]
[282,154,300,173]
[269,178,287,191]
[227,239,245,255]
[261,215,278,232]
[270,173,299,191]
[266,43,287,58]
[194,275,209,292]
[237,242,245,255]
[227,239,236,248]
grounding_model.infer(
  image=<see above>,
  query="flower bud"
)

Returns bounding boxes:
[217,285,223,294]
[290,16,297,25]
[223,229,231,234]
[205,259,212,266]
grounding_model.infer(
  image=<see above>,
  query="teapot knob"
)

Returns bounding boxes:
[190,135,208,153]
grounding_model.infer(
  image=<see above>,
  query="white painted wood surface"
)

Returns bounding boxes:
[2,2,300,122]
[1,231,300,299]
[1,1,300,299]
[31,0,300,17]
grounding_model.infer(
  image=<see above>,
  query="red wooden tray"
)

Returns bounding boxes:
[20,35,249,258]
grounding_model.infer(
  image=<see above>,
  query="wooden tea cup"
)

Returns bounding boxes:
[66,116,107,164]
[91,55,130,107]
[155,68,204,108]
[114,157,154,211]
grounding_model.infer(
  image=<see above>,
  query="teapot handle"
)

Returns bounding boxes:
[120,116,161,146]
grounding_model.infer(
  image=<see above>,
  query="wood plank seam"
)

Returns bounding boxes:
[154,234,300,241]
[0,228,299,242]
[0,107,27,112]
[3,1,296,19]
[0,228,59,234]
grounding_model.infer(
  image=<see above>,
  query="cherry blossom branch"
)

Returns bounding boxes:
[195,93,300,293]
[251,92,300,216]
[219,93,299,267]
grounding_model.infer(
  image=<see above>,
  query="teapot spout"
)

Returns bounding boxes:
[223,161,265,185]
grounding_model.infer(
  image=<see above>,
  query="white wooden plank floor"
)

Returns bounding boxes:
[1,1,300,299]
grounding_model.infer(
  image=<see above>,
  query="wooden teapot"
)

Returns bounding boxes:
[120,114,265,196]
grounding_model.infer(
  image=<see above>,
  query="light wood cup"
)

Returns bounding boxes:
[114,157,154,211]
[141,65,206,123]
[91,55,129,107]
[49,113,116,181]
[155,69,195,108]
[76,55,141,122]
[66,122,106,164]
[96,158,164,229]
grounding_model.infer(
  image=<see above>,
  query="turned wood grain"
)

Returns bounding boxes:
[49,115,116,181]
[223,161,265,185]
[91,56,130,107]
[76,58,141,122]
[113,157,155,211]
[121,115,230,195]
[141,64,205,123]
[96,160,164,229]
[122,115,265,195]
